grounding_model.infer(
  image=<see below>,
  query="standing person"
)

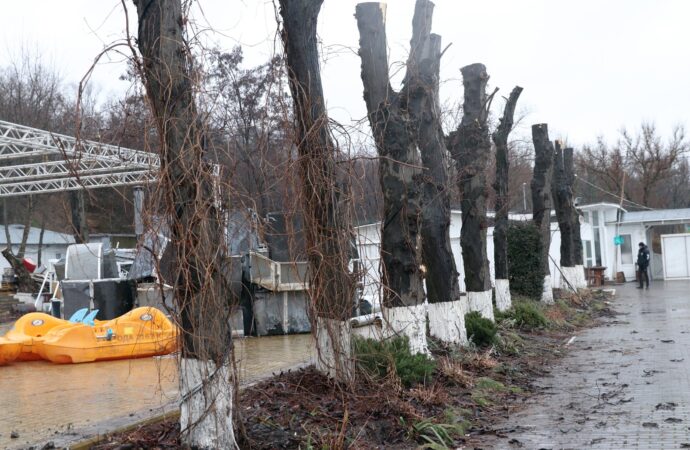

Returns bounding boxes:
[637,242,651,289]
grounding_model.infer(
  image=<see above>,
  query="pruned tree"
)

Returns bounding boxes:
[133,0,237,447]
[447,63,494,320]
[564,147,587,288]
[404,0,465,345]
[552,141,580,290]
[278,0,356,381]
[356,2,428,354]
[491,86,522,311]
[531,124,555,303]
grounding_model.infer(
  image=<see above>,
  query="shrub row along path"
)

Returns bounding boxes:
[480,280,690,449]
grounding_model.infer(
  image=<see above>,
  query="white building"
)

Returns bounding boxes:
[580,203,690,282]
[0,224,75,271]
[355,203,690,306]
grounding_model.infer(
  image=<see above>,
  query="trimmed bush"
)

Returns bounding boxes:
[464,311,498,347]
[507,222,545,300]
[352,336,436,387]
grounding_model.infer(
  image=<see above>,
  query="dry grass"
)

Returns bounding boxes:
[407,383,450,406]
[462,349,500,371]
[438,356,475,388]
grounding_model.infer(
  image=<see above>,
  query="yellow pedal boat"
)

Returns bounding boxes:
[37,307,178,364]
[0,313,69,363]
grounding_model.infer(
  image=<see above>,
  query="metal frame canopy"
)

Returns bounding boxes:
[0,119,160,197]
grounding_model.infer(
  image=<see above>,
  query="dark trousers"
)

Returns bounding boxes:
[638,267,649,288]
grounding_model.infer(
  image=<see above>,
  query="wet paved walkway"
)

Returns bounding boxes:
[0,333,313,449]
[485,281,690,449]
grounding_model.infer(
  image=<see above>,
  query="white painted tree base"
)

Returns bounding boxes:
[559,266,581,291]
[180,357,237,449]
[428,300,468,345]
[468,290,494,321]
[382,304,429,355]
[315,316,353,382]
[574,265,588,289]
[494,279,512,312]
[541,275,554,304]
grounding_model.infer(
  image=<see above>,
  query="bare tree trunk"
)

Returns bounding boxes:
[69,190,89,243]
[447,63,494,320]
[552,141,573,265]
[2,248,33,292]
[565,147,587,288]
[356,2,428,354]
[552,141,578,290]
[3,199,11,250]
[492,86,523,311]
[404,0,465,345]
[134,1,236,448]
[18,195,33,259]
[279,0,356,381]
[531,124,555,303]
[37,217,46,267]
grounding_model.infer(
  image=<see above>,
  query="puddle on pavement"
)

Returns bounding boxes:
[0,331,313,448]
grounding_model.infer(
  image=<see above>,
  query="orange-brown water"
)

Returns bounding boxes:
[0,329,313,449]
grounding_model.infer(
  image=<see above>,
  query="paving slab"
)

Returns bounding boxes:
[483,281,690,449]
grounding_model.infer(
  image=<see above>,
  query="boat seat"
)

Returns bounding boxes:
[82,310,99,326]
[68,308,89,323]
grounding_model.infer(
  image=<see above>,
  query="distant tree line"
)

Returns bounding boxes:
[1,50,686,254]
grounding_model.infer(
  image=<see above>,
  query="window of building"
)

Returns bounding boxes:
[592,210,600,226]
[593,229,602,266]
[620,234,633,265]
[583,239,593,267]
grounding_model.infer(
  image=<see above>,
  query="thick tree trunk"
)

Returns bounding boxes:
[356,2,428,354]
[279,0,356,381]
[531,124,555,303]
[448,63,493,320]
[134,1,236,448]
[69,190,89,244]
[565,147,587,288]
[552,141,573,266]
[405,0,465,344]
[491,86,522,311]
[553,142,578,290]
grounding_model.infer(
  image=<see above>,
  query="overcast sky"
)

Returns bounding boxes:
[2,0,689,148]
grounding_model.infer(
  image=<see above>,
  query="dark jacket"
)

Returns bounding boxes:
[637,245,650,269]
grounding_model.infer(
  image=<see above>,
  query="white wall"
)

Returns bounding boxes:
[0,244,69,271]
[355,215,588,307]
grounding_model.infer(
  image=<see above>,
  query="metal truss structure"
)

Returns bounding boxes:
[0,120,160,197]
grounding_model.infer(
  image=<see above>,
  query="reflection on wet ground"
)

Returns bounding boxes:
[0,332,313,449]
[481,281,690,449]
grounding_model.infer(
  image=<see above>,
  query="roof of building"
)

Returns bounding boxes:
[0,224,75,245]
[578,202,626,211]
[617,208,690,224]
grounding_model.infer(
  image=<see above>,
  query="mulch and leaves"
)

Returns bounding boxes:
[92,289,615,450]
